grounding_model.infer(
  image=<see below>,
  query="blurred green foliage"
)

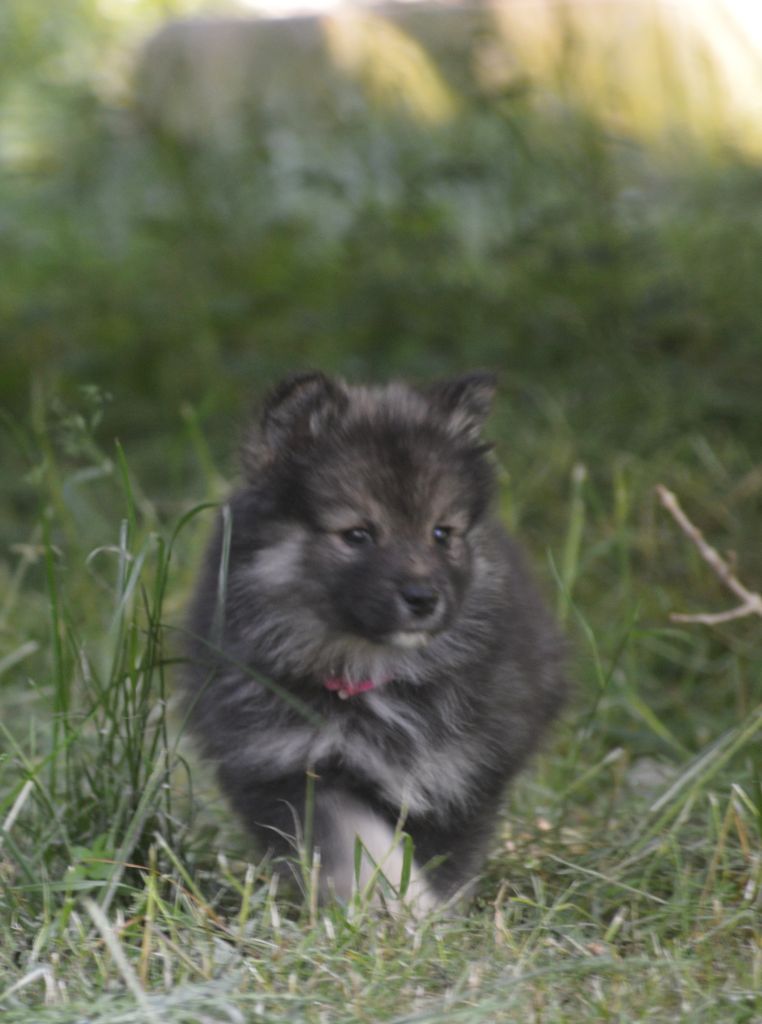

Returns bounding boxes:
[1,1,761,542]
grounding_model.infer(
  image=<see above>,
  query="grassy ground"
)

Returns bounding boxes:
[1,380,760,1023]
[2,10,762,1021]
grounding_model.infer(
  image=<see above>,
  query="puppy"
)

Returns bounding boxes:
[183,372,566,910]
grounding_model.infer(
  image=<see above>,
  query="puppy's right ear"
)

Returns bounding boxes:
[426,371,497,443]
[242,372,347,475]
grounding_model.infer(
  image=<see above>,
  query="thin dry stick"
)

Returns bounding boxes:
[656,484,762,625]
[0,778,33,852]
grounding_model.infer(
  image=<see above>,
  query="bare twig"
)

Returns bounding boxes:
[656,484,762,625]
[0,779,33,852]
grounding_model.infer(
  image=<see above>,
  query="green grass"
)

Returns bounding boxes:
[0,390,760,1024]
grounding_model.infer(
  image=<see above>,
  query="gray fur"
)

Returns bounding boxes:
[184,372,567,906]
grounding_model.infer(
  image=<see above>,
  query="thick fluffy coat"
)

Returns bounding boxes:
[184,372,566,909]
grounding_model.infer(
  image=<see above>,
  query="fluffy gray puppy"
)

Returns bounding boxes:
[184,372,566,911]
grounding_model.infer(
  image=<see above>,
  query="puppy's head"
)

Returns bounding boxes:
[242,372,497,650]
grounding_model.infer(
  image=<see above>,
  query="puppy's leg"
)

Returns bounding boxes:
[315,790,439,915]
[217,768,438,913]
[404,805,501,907]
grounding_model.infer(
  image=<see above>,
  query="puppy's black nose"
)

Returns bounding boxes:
[399,582,439,618]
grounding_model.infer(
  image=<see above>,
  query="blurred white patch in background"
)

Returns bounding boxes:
[112,0,762,154]
[240,0,344,15]
[235,0,762,43]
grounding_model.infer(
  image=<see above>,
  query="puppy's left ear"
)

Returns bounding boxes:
[427,371,496,442]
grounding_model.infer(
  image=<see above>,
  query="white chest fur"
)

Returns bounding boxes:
[236,688,479,818]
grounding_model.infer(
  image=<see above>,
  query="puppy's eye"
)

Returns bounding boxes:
[432,525,452,546]
[341,527,374,547]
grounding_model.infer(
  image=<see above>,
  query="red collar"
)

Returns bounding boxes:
[324,677,377,699]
